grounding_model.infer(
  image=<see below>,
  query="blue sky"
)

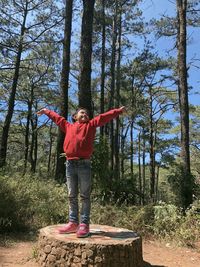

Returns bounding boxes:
[140,0,200,106]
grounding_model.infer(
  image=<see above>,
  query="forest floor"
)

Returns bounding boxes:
[0,235,200,267]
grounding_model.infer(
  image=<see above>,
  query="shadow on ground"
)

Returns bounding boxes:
[90,230,138,239]
[143,261,166,267]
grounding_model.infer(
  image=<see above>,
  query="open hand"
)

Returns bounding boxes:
[36,108,47,116]
[119,106,126,113]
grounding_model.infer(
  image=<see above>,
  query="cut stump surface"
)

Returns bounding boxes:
[38,224,143,267]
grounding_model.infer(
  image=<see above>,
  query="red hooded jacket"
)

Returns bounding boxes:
[43,108,123,160]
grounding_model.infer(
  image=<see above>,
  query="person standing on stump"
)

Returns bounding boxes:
[37,106,126,238]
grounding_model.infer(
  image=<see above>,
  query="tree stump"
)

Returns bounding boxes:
[38,224,143,267]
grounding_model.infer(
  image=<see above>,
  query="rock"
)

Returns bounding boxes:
[44,245,51,254]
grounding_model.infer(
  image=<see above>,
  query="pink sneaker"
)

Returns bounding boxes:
[77,223,90,238]
[57,222,78,234]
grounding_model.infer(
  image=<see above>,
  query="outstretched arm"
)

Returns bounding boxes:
[37,108,69,132]
[90,106,126,127]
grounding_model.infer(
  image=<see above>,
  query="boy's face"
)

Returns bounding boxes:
[74,109,89,123]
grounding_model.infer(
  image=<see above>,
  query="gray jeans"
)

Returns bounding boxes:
[66,159,91,224]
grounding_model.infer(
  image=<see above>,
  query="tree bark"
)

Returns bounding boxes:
[100,0,106,137]
[55,0,73,181]
[114,8,122,180]
[138,131,142,205]
[109,2,118,174]
[155,164,160,202]
[79,0,95,118]
[176,0,193,208]
[149,86,156,202]
[48,121,54,173]
[30,113,38,173]
[23,87,33,175]
[121,124,129,180]
[130,121,134,182]
[142,127,146,205]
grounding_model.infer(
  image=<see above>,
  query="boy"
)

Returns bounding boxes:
[37,106,126,237]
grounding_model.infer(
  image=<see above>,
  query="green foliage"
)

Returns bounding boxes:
[91,201,200,247]
[174,201,200,247]
[92,137,111,190]
[152,202,182,238]
[0,176,18,230]
[150,201,200,246]
[95,177,137,205]
[91,202,155,235]
[32,245,39,260]
[167,163,195,208]
[0,174,68,232]
[92,137,138,205]
[0,172,200,247]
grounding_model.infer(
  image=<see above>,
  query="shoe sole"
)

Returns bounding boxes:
[77,232,90,238]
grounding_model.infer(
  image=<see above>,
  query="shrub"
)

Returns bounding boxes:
[152,202,182,238]
[175,201,200,246]
[0,174,68,232]
[91,202,154,235]
[0,175,18,230]
[91,201,200,247]
[1,172,200,248]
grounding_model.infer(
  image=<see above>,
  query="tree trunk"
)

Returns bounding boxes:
[176,0,192,208]
[33,114,38,173]
[114,9,122,180]
[109,3,118,174]
[24,101,32,174]
[138,131,142,205]
[149,87,155,202]
[155,164,160,202]
[142,127,146,205]
[130,121,134,182]
[30,114,38,173]
[121,124,129,180]
[120,125,125,179]
[55,0,73,181]
[79,0,95,118]
[24,82,35,174]
[48,121,54,173]
[100,0,106,137]
[0,3,28,168]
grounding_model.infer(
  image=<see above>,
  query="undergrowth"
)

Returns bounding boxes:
[0,173,200,248]
[91,201,200,247]
[0,173,68,232]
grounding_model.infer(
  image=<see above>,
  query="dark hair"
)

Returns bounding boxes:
[71,107,89,122]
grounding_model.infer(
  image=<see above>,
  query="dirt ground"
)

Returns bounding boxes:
[143,240,200,267]
[0,238,200,267]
